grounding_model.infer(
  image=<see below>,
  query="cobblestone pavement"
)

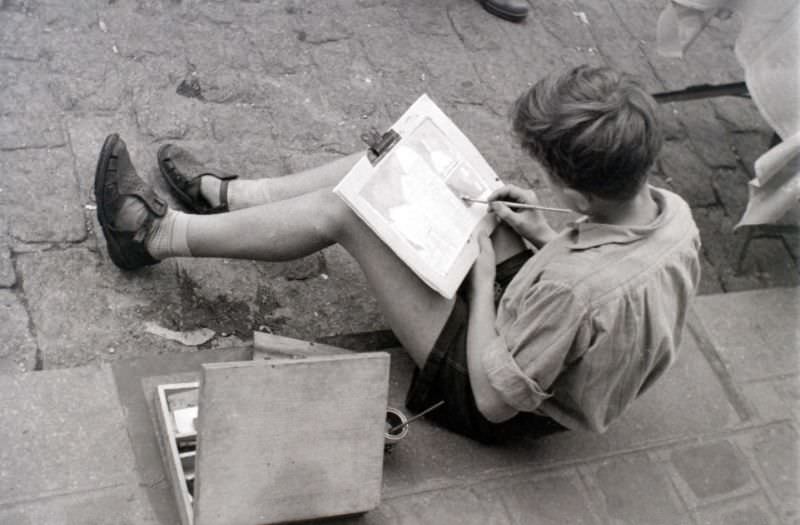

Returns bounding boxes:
[0,1,797,524]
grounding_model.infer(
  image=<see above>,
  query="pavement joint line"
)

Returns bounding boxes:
[0,144,68,152]
[604,0,669,93]
[0,480,132,509]
[741,371,800,384]
[380,418,797,501]
[8,262,42,371]
[686,307,756,422]
[64,114,86,203]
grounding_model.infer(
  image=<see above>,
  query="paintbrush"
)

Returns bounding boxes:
[388,400,445,434]
[461,196,572,214]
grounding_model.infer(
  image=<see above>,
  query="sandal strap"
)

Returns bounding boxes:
[116,151,167,218]
[96,134,163,271]
[158,144,238,214]
[219,179,231,211]
[199,171,238,182]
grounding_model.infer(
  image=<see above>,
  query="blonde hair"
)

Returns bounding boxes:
[512,66,662,200]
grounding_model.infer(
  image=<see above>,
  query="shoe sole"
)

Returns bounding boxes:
[481,1,528,22]
[94,133,137,270]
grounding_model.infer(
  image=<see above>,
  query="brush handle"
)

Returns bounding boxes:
[461,197,572,214]
[388,400,445,433]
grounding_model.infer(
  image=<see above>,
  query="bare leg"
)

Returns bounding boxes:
[202,153,362,210]
[184,189,528,364]
[185,189,454,365]
[110,138,526,365]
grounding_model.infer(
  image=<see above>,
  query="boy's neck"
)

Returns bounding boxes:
[586,185,659,226]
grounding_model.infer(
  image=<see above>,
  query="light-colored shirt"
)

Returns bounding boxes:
[483,187,701,433]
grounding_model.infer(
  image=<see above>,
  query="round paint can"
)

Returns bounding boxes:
[384,407,408,452]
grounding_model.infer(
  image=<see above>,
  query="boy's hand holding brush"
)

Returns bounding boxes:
[462,184,569,249]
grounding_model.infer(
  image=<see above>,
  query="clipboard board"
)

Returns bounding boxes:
[333,94,502,298]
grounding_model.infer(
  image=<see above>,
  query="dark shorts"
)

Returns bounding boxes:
[405,250,566,444]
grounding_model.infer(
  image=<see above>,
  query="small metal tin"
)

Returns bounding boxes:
[384,407,408,453]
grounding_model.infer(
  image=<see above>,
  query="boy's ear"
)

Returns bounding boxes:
[563,187,592,214]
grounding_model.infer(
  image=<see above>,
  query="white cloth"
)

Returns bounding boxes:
[657,0,800,227]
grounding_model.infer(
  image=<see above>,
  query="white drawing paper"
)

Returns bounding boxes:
[334,95,502,298]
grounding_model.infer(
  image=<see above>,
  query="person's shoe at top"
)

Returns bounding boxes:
[478,0,529,23]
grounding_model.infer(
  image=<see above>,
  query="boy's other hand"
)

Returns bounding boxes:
[488,185,557,248]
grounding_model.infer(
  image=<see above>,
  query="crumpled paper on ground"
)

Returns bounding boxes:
[144,321,216,346]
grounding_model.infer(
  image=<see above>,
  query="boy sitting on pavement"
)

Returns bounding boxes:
[94,65,701,443]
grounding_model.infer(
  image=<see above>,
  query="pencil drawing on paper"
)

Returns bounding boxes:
[358,118,490,273]
[334,94,503,297]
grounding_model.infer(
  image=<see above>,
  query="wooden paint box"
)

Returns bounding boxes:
[155,349,390,525]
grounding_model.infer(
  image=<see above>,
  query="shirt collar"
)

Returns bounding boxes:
[567,187,672,251]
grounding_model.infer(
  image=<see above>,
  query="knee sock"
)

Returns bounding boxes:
[224,179,273,208]
[145,209,192,260]
[200,177,273,209]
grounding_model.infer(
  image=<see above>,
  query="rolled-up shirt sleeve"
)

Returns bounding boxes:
[482,281,588,413]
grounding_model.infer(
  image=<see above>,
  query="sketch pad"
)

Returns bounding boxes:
[334,94,502,298]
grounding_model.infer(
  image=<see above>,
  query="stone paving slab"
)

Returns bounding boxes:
[64,113,146,205]
[0,113,66,150]
[372,423,797,525]
[0,148,86,243]
[732,422,800,524]
[693,492,780,525]
[0,485,158,525]
[742,376,800,423]
[16,248,186,368]
[16,242,383,370]
[0,289,37,373]
[662,439,762,509]
[579,452,691,525]
[461,469,599,525]
[692,287,800,382]
[378,479,599,525]
[0,364,138,505]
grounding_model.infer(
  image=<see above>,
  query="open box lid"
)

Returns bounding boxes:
[192,352,390,525]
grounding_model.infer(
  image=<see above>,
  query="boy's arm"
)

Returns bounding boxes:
[466,234,518,423]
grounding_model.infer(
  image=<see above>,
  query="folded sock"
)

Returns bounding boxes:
[199,176,222,208]
[222,179,272,209]
[145,209,191,260]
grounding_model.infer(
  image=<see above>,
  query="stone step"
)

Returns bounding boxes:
[691,286,800,425]
[0,364,157,524]
[3,287,794,524]
[692,286,799,383]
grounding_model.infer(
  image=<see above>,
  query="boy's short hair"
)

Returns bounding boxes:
[512,66,662,200]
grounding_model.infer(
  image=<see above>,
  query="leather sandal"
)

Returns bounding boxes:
[94,134,167,270]
[157,143,238,214]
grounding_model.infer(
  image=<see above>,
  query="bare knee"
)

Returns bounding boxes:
[308,189,360,243]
